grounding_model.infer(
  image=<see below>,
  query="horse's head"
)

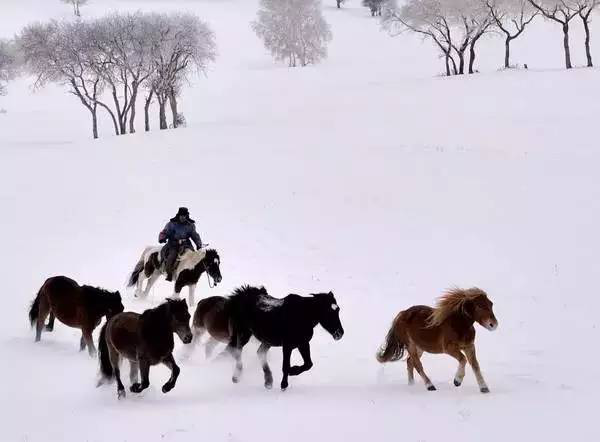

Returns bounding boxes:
[166,298,193,344]
[465,289,498,331]
[312,291,344,341]
[203,249,222,285]
[105,291,124,319]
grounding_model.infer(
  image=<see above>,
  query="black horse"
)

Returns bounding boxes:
[226,286,344,390]
[98,298,193,399]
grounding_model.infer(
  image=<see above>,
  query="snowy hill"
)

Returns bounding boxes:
[1,0,599,441]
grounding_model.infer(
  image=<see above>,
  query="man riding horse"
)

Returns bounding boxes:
[159,207,202,281]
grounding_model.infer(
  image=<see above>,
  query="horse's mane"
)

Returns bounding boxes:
[230,285,267,300]
[204,248,219,260]
[81,285,119,313]
[81,285,116,298]
[427,287,488,327]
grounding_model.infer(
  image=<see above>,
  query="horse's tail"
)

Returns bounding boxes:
[376,316,405,363]
[29,286,43,327]
[127,253,146,288]
[98,322,113,380]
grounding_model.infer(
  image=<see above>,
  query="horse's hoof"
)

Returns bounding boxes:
[454,379,462,387]
[130,383,143,393]
[45,326,53,332]
[265,382,273,390]
[117,389,126,400]
[480,387,490,394]
[162,384,173,394]
[232,376,239,384]
[427,385,437,391]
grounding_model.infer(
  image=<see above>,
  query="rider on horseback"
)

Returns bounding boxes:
[159,207,202,281]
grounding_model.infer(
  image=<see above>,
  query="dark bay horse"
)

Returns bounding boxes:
[28,276,124,356]
[190,296,232,358]
[376,287,498,393]
[98,298,193,399]
[128,247,222,305]
[226,286,344,390]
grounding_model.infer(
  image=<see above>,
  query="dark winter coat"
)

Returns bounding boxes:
[159,218,202,249]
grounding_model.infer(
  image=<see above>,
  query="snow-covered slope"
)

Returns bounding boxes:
[1,1,598,441]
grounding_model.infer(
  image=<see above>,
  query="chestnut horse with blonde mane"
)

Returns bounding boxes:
[376,287,498,393]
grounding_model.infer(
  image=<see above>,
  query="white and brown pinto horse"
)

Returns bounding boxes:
[127,247,222,305]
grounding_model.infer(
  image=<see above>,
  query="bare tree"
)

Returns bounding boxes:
[252,0,333,67]
[18,20,111,139]
[381,0,476,75]
[527,0,582,69]
[363,0,386,16]
[457,0,494,74]
[87,12,158,134]
[61,0,89,18]
[576,0,599,67]
[149,13,216,130]
[0,39,17,96]
[487,0,538,68]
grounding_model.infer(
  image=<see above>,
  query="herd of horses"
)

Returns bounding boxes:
[28,244,499,399]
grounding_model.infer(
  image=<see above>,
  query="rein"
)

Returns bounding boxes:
[203,261,215,289]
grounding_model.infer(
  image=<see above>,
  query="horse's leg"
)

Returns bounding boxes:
[408,346,436,391]
[229,331,251,384]
[109,347,125,399]
[135,272,145,298]
[82,326,96,357]
[280,345,293,391]
[35,297,51,342]
[289,342,313,376]
[161,354,181,393]
[257,342,273,389]
[45,312,55,331]
[130,359,150,393]
[406,356,417,385]
[464,344,489,393]
[205,336,219,359]
[129,361,139,385]
[230,346,243,383]
[445,346,467,387]
[79,335,86,352]
[172,281,182,299]
[188,284,196,306]
[142,272,160,298]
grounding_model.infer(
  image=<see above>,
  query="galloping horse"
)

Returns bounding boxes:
[98,298,193,400]
[226,286,344,390]
[29,276,124,356]
[190,295,232,359]
[376,287,498,393]
[128,246,222,305]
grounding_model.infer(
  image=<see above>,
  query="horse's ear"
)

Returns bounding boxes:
[328,291,334,296]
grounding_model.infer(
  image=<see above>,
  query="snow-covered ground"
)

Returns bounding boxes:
[1,0,599,441]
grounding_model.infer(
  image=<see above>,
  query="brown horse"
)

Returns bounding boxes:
[28,276,124,356]
[189,296,232,358]
[98,298,193,399]
[376,287,498,393]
